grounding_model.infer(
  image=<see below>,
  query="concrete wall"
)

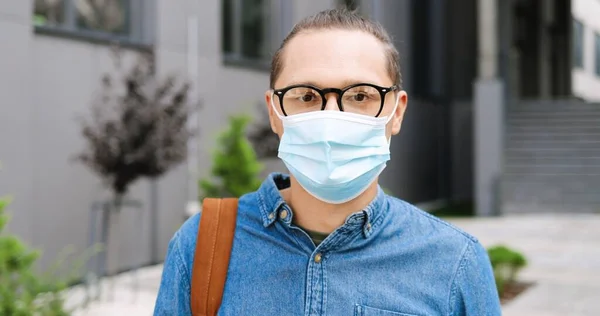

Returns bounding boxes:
[29,36,157,275]
[0,0,187,274]
[451,101,474,202]
[572,0,600,101]
[0,0,36,245]
[381,99,446,204]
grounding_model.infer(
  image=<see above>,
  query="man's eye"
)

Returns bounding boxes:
[299,92,320,102]
[353,93,368,101]
[347,92,369,101]
[301,94,315,102]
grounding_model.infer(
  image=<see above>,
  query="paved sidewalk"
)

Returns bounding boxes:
[65,265,162,316]
[67,214,600,315]
[448,214,600,316]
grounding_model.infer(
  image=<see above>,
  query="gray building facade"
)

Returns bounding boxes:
[1,0,596,274]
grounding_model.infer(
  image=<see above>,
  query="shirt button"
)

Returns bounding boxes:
[366,223,372,231]
[268,212,275,220]
[314,253,322,263]
[280,210,288,219]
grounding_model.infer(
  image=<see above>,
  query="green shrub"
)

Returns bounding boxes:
[0,164,100,315]
[199,114,263,198]
[0,195,72,315]
[487,245,527,296]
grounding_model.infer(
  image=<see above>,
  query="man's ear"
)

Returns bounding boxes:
[391,91,408,135]
[265,90,280,134]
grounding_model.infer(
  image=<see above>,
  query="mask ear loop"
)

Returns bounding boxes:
[270,90,285,120]
[384,91,402,124]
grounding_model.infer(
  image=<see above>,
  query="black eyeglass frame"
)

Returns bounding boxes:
[272,83,399,117]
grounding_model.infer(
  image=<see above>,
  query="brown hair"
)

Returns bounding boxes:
[269,8,401,89]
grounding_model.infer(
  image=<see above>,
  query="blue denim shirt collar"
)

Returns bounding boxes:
[257,172,387,239]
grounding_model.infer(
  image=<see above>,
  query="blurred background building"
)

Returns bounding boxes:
[1,0,599,275]
[572,0,600,100]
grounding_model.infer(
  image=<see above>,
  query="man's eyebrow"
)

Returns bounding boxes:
[283,79,378,89]
[283,81,321,87]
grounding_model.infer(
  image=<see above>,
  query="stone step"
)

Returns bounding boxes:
[506,147,600,155]
[507,124,600,132]
[501,202,600,214]
[507,112,600,120]
[505,164,600,175]
[506,156,600,166]
[505,148,600,155]
[501,175,600,207]
[501,193,600,206]
[507,125,600,133]
[501,192,600,206]
[508,101,600,111]
[507,137,600,144]
[505,145,600,153]
[505,157,600,164]
[506,133,600,142]
[502,102,600,214]
[508,118,600,127]
[501,173,600,180]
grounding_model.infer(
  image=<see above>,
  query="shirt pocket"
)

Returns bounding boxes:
[355,304,421,316]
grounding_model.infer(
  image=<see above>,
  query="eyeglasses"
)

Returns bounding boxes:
[272,83,399,117]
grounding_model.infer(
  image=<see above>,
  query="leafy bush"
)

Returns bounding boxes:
[487,245,527,296]
[0,161,101,315]
[0,195,71,315]
[200,114,263,198]
[76,50,197,204]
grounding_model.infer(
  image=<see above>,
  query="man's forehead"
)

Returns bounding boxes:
[278,29,390,88]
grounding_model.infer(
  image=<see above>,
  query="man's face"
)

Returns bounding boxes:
[266,29,408,139]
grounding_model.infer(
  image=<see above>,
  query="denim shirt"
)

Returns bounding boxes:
[154,173,501,316]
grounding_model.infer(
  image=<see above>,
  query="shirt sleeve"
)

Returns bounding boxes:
[153,214,200,316]
[449,240,502,316]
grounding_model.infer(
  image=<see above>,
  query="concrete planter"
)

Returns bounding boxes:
[85,194,145,302]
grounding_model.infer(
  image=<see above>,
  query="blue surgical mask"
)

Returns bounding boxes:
[272,96,399,204]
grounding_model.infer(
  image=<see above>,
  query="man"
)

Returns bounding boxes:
[154,8,501,316]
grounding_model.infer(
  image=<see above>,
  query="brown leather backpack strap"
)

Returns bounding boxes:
[191,198,239,316]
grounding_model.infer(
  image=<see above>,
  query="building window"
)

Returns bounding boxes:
[33,0,151,46]
[573,19,584,69]
[595,32,600,76]
[222,0,272,69]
